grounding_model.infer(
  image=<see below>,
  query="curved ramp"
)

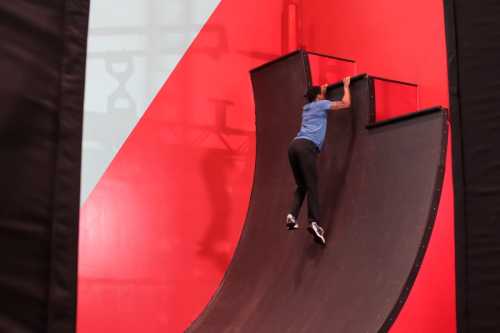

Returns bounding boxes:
[188,51,448,333]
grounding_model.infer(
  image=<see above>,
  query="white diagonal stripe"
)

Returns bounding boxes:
[81,0,221,203]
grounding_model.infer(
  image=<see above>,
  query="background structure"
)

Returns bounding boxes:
[78,1,454,332]
[79,0,453,332]
[1,0,472,332]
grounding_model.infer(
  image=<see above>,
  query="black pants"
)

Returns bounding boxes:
[288,138,320,223]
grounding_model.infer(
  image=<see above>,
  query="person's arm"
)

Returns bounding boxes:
[330,76,351,111]
[320,83,328,99]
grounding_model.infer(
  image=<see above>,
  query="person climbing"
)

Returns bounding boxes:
[286,76,351,245]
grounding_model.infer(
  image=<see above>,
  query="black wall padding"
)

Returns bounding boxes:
[0,1,89,332]
[444,1,500,332]
[187,51,448,333]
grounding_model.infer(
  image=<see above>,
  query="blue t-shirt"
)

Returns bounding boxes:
[295,100,332,150]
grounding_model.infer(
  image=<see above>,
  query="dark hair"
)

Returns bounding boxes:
[304,85,321,102]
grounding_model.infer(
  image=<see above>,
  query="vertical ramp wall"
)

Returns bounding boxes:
[188,51,448,333]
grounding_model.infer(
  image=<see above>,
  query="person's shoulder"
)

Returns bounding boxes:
[303,100,331,110]
[317,99,332,110]
[303,101,314,110]
[304,100,322,107]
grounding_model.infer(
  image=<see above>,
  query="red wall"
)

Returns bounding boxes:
[78,1,293,332]
[78,0,455,332]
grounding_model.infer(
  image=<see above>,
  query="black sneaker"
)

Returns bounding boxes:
[307,222,326,245]
[286,214,298,230]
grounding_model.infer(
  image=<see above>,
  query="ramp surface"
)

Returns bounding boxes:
[188,51,448,333]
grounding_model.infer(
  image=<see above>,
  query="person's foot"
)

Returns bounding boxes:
[286,214,298,230]
[308,222,326,245]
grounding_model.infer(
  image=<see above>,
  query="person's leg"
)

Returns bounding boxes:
[300,143,320,224]
[295,141,325,244]
[288,141,307,220]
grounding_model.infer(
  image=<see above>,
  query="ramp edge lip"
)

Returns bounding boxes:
[325,74,418,92]
[378,108,449,332]
[306,50,356,63]
[250,49,357,74]
[367,106,447,129]
[324,73,368,90]
[250,49,306,73]
[371,75,418,87]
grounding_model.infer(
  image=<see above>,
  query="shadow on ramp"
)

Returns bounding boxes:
[187,51,448,333]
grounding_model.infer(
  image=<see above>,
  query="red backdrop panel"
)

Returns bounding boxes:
[78,1,295,332]
[300,2,454,331]
[300,0,449,110]
[300,0,456,333]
